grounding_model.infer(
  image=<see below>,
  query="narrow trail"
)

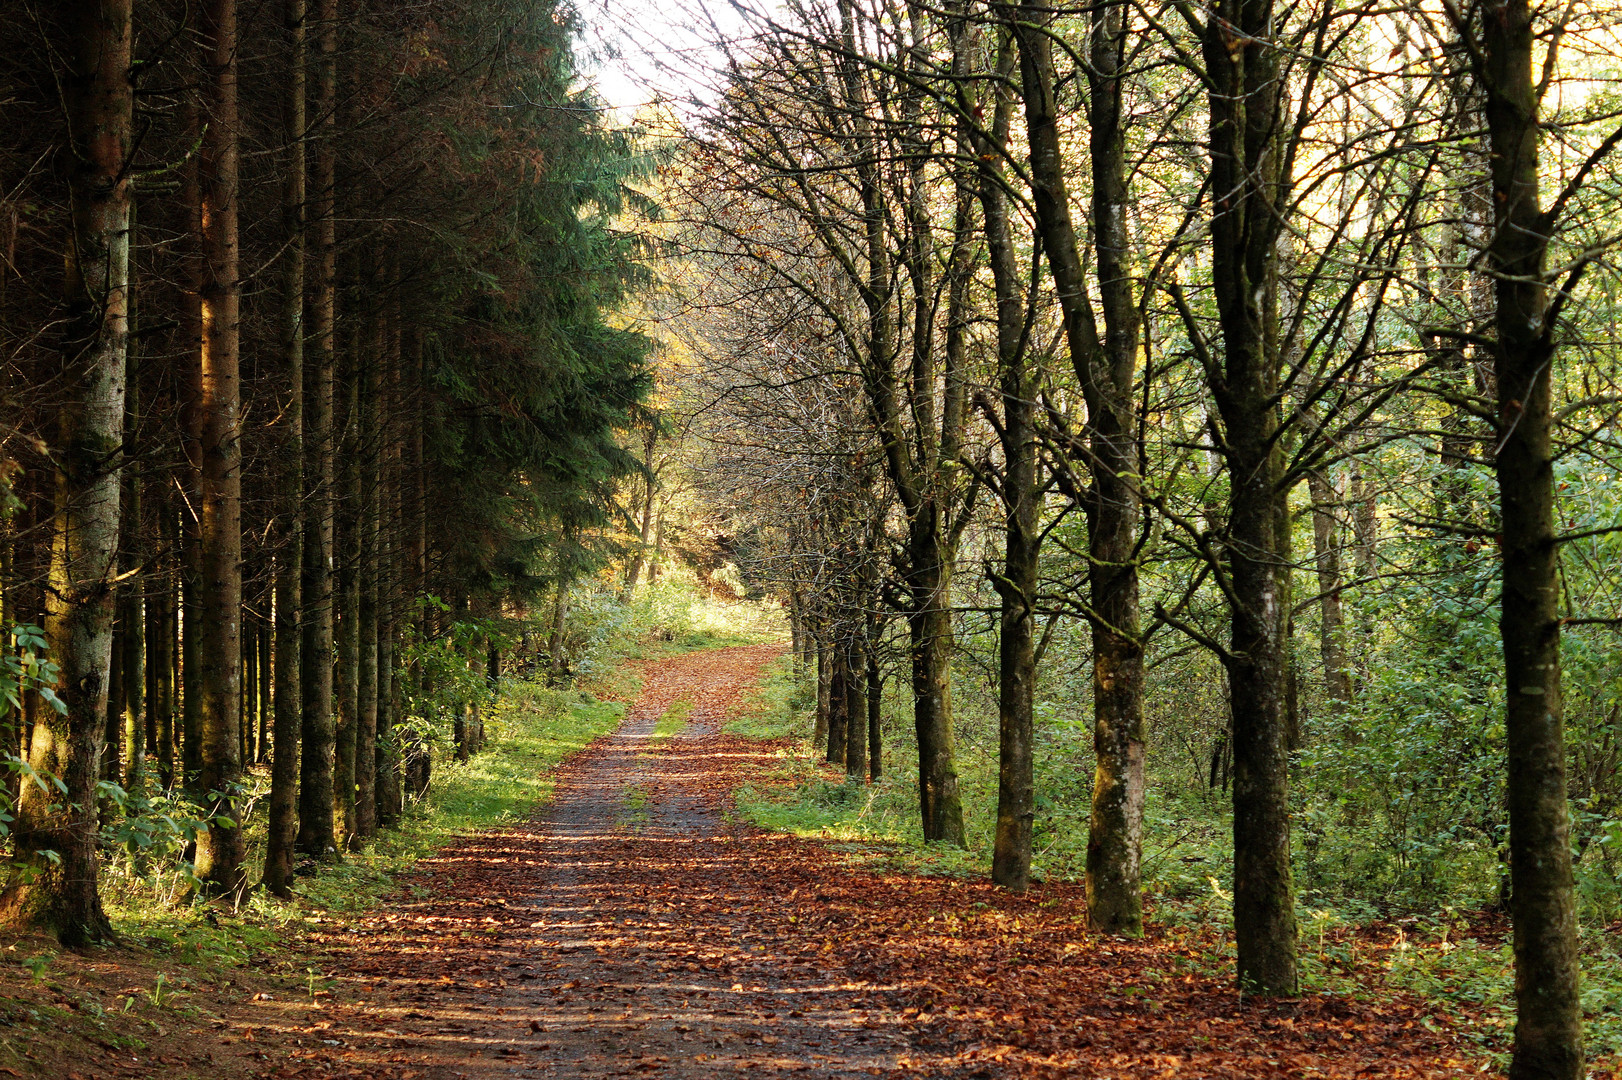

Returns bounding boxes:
[277,643,910,1079]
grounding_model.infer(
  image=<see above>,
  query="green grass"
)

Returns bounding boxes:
[105,680,625,974]
[724,656,985,878]
[723,656,808,739]
[620,782,653,829]
[651,697,694,743]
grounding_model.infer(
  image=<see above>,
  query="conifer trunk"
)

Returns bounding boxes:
[334,412,360,841]
[193,0,246,896]
[297,0,339,860]
[265,0,306,895]
[240,617,256,763]
[0,0,132,944]
[355,319,380,840]
[119,354,144,785]
[149,505,177,788]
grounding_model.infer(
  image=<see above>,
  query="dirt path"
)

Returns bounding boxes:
[274,643,910,1079]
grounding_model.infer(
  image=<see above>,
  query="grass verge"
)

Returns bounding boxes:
[104,681,625,971]
[651,697,694,743]
[725,655,983,878]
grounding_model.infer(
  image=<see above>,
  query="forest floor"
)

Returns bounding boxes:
[3,644,1504,1078]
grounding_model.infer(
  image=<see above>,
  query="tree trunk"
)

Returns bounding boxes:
[1200,0,1297,993]
[0,0,132,944]
[788,593,804,676]
[149,504,176,788]
[1082,0,1146,935]
[104,599,123,791]
[973,25,1038,893]
[255,617,271,763]
[837,0,963,847]
[843,640,867,780]
[1474,0,1582,1072]
[909,552,964,845]
[825,640,847,767]
[192,0,246,897]
[1013,0,1144,922]
[375,576,399,827]
[375,303,403,828]
[813,630,830,752]
[264,0,306,896]
[240,614,256,764]
[546,581,568,684]
[181,549,200,787]
[1307,470,1351,712]
[866,646,882,781]
[178,91,204,798]
[334,388,360,843]
[355,315,380,840]
[114,343,143,783]
[296,0,339,861]
[623,427,658,597]
[119,552,144,786]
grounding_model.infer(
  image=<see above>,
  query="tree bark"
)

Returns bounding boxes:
[1472,0,1582,1072]
[825,640,847,767]
[296,0,339,860]
[909,558,963,845]
[1307,469,1351,712]
[843,639,867,780]
[1082,0,1146,935]
[334,381,360,843]
[1200,0,1297,993]
[866,646,882,781]
[547,581,568,685]
[623,426,658,598]
[355,313,380,840]
[971,26,1038,893]
[192,0,246,897]
[813,629,830,752]
[0,0,132,944]
[1012,0,1145,926]
[836,0,964,846]
[149,503,176,789]
[264,0,306,896]
[256,618,271,762]
[375,303,403,828]
[116,333,143,786]
[240,614,256,764]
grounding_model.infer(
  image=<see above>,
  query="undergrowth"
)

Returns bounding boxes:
[102,682,624,975]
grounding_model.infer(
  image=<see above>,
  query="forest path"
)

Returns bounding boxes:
[256,642,1483,1080]
[278,643,910,1079]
